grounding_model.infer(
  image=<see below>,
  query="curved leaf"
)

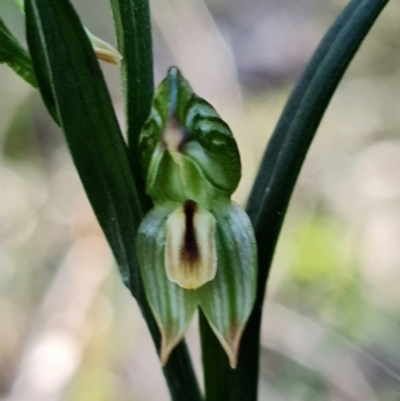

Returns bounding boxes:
[24,2,201,401]
[256,0,391,283]
[231,0,391,399]
[246,0,365,223]
[25,0,142,284]
[0,15,36,87]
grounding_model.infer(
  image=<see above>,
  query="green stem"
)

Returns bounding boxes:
[110,1,202,398]
[110,0,153,211]
[136,295,202,401]
[200,310,230,401]
[0,15,37,87]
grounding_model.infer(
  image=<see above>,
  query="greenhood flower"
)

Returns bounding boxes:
[137,67,257,368]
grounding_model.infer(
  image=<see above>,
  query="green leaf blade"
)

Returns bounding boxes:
[256,0,391,247]
[246,0,365,223]
[25,1,202,399]
[25,0,142,286]
[110,0,154,211]
[234,0,391,399]
[0,16,36,87]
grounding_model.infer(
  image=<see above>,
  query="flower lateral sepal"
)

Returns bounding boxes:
[136,202,198,365]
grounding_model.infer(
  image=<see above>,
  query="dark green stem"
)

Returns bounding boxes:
[137,295,202,401]
[200,310,230,401]
[0,15,37,87]
[110,0,153,212]
[109,1,201,398]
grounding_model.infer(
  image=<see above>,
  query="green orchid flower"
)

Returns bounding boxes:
[137,67,257,368]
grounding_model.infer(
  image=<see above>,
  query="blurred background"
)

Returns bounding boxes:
[1,0,400,399]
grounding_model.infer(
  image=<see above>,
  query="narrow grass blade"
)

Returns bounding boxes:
[0,16,36,87]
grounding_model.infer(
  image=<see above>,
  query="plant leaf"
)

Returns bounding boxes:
[25,1,202,399]
[110,0,154,211]
[14,0,121,65]
[0,15,36,87]
[246,0,365,223]
[230,0,391,399]
[12,0,25,13]
[256,0,391,284]
[25,0,142,285]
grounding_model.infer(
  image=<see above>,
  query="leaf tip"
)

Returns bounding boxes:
[94,49,122,66]
[85,27,122,66]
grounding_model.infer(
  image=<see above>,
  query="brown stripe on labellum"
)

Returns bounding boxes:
[181,200,200,265]
[165,200,217,289]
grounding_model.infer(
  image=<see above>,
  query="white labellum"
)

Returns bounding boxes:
[165,200,217,289]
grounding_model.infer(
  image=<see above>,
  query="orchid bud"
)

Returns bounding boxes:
[136,67,257,368]
[85,28,122,66]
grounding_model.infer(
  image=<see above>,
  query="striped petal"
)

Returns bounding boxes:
[198,202,257,368]
[136,203,197,364]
